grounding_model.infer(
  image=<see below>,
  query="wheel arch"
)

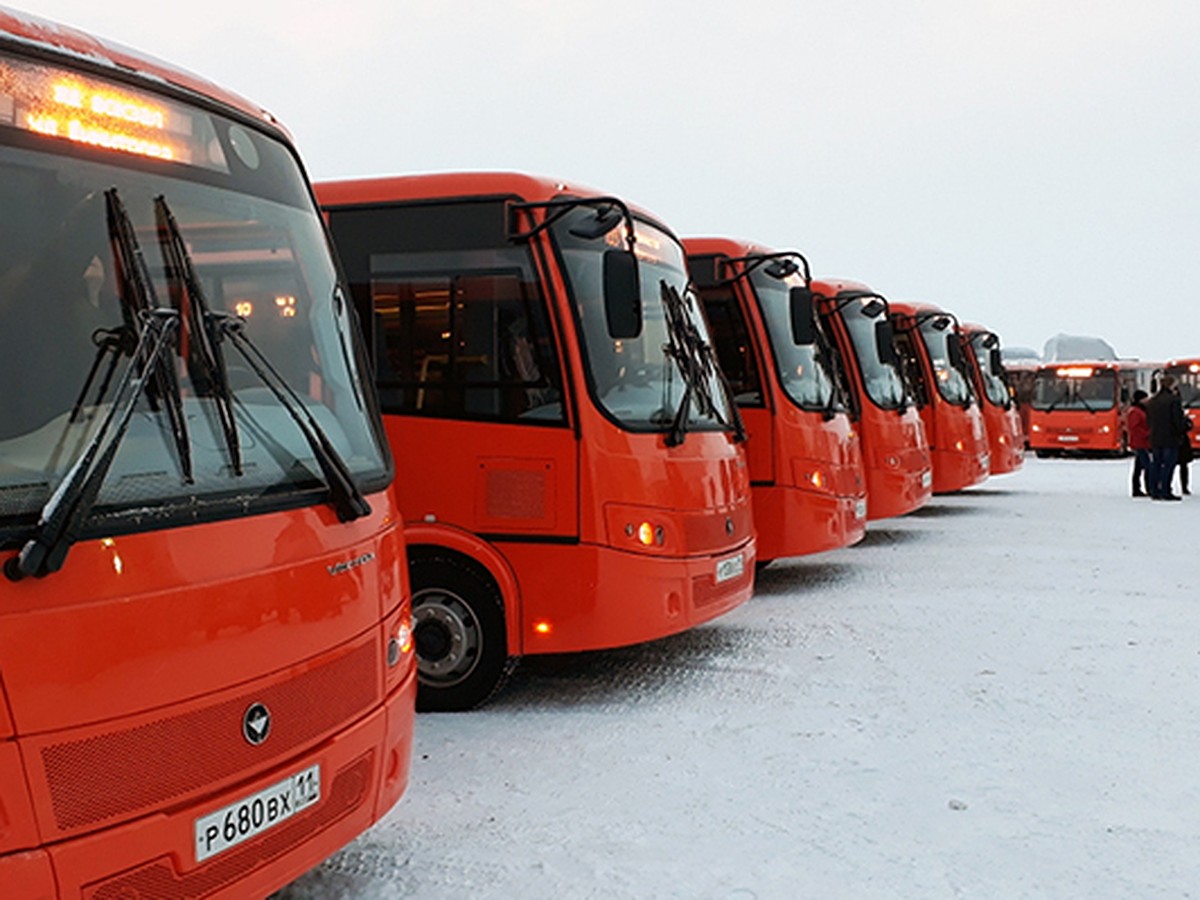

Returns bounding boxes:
[403,522,523,656]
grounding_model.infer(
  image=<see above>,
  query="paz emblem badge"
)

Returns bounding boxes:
[242,702,271,746]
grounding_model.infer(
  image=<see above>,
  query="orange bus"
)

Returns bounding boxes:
[888,302,990,493]
[0,12,416,898]
[810,279,932,519]
[317,173,755,711]
[1162,358,1200,451]
[684,239,866,561]
[960,323,1025,476]
[1028,361,1135,456]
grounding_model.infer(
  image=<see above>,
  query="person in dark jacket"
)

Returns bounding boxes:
[1127,389,1151,497]
[1145,375,1192,500]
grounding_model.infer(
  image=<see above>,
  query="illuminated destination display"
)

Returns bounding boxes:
[0,51,227,171]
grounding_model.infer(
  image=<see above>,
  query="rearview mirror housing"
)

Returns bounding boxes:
[603,249,642,339]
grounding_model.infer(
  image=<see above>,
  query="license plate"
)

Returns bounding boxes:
[920,470,932,489]
[715,553,745,583]
[194,764,321,863]
[1058,435,1080,442]
[854,498,868,520]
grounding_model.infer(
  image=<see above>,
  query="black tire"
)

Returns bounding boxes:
[1034,449,1050,459]
[409,554,511,712]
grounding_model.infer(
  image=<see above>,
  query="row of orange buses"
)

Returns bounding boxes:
[1,10,1026,897]
[316,177,1027,724]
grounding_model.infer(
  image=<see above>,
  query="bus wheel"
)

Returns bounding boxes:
[410,555,510,712]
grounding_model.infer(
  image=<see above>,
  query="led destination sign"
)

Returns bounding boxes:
[0,51,227,170]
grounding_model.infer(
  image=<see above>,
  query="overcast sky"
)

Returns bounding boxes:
[25,0,1200,362]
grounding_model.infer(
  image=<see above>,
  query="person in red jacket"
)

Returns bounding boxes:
[1127,389,1151,497]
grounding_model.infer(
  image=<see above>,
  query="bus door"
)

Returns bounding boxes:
[325,199,578,549]
[366,261,578,543]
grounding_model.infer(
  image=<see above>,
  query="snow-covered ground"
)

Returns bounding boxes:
[275,458,1199,899]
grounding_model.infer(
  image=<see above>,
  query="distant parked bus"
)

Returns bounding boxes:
[318,172,755,710]
[0,10,415,899]
[1028,361,1135,456]
[1163,358,1200,450]
[888,302,990,493]
[961,323,1025,476]
[810,279,932,519]
[685,238,867,562]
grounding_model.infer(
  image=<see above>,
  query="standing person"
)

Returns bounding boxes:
[1127,389,1151,497]
[1145,375,1192,501]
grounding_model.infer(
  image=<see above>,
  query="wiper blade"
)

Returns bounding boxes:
[213,314,371,522]
[659,281,745,447]
[6,310,180,581]
[154,195,242,475]
[158,203,367,521]
[103,188,193,481]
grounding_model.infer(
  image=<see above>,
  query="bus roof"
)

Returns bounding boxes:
[314,171,664,227]
[810,276,878,297]
[0,5,281,132]
[683,236,769,257]
[888,300,956,320]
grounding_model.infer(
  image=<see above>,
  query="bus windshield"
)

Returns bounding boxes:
[918,320,973,406]
[0,53,387,547]
[839,298,907,410]
[1166,364,1200,408]
[555,214,734,433]
[750,268,842,412]
[1031,369,1116,411]
[971,339,1011,407]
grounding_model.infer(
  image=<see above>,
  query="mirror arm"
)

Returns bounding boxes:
[507,196,637,248]
[717,251,811,286]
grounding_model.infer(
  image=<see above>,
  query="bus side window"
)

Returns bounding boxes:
[370,270,562,424]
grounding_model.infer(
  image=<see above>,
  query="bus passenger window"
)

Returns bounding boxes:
[370,270,563,424]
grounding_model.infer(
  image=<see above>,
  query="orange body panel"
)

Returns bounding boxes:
[978,398,1025,475]
[2,498,417,898]
[684,238,866,561]
[0,13,415,897]
[811,279,932,520]
[888,301,990,494]
[317,173,754,660]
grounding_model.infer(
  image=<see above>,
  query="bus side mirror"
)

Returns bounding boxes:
[861,298,885,318]
[989,347,1003,375]
[875,319,898,366]
[789,286,816,345]
[603,249,641,339]
[948,333,965,369]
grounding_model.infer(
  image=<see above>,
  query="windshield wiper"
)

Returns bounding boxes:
[660,281,746,447]
[153,195,242,474]
[210,314,371,521]
[155,197,369,522]
[6,310,180,581]
[99,189,193,480]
